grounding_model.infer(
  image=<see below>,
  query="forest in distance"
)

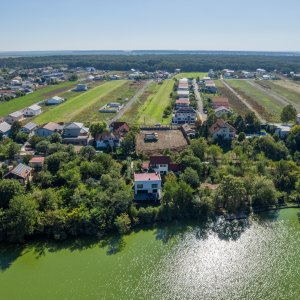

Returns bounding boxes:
[1,54,300,73]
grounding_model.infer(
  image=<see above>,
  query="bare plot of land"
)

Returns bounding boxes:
[215,80,251,117]
[136,129,188,155]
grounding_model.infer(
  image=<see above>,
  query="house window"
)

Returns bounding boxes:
[152,184,158,188]
[137,184,143,189]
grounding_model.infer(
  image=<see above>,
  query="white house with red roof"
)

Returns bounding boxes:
[209,119,236,140]
[134,173,162,201]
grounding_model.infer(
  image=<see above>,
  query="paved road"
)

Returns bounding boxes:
[246,80,300,112]
[193,79,207,122]
[221,79,266,123]
[109,80,153,124]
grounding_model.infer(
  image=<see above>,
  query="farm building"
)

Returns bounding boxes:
[5,111,24,124]
[75,84,88,91]
[46,96,64,105]
[23,104,42,116]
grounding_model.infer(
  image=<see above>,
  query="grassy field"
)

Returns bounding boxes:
[0,81,76,117]
[214,80,251,116]
[227,79,284,122]
[136,80,174,125]
[120,82,157,124]
[34,80,128,124]
[174,72,207,79]
[255,80,300,109]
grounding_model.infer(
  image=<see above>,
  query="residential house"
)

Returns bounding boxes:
[46,96,64,105]
[209,119,236,140]
[172,107,197,125]
[134,173,162,201]
[175,98,190,109]
[20,122,38,134]
[212,97,230,109]
[109,121,130,134]
[23,104,42,116]
[148,155,181,174]
[5,111,24,124]
[4,163,32,184]
[29,156,45,169]
[274,124,291,137]
[36,122,62,137]
[0,121,11,137]
[62,122,89,145]
[177,90,189,98]
[214,106,232,118]
[96,131,122,149]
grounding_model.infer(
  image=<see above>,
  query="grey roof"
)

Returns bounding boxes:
[9,111,23,118]
[23,122,38,131]
[27,104,41,111]
[9,163,32,179]
[64,122,84,129]
[0,121,11,133]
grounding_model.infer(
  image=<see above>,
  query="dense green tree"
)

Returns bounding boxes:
[252,177,277,207]
[6,195,37,242]
[180,167,200,189]
[216,176,249,213]
[90,122,107,139]
[280,104,297,123]
[0,179,25,208]
[114,213,131,234]
[190,138,207,160]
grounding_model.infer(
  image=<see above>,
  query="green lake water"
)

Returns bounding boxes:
[0,208,299,300]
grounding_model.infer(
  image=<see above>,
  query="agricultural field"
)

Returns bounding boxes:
[120,82,158,124]
[0,81,76,117]
[214,80,251,116]
[34,80,128,124]
[136,129,188,155]
[254,80,300,111]
[136,79,174,125]
[174,72,207,79]
[272,80,300,94]
[226,79,284,122]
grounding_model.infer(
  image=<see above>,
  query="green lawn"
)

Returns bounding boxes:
[136,80,174,125]
[227,79,284,121]
[34,80,127,124]
[0,81,76,117]
[174,72,208,79]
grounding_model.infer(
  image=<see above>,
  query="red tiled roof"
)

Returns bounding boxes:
[209,119,236,134]
[29,157,45,164]
[142,161,150,169]
[176,98,190,104]
[169,163,181,172]
[150,156,171,165]
[134,173,161,181]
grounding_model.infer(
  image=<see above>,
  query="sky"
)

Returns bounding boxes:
[1,0,300,52]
